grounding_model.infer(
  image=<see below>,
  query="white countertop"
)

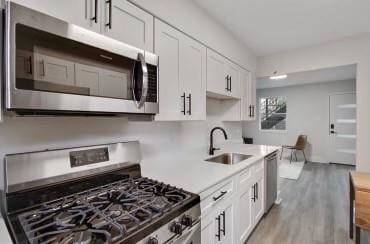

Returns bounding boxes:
[141,142,280,195]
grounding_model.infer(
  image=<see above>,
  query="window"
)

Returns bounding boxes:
[259,96,287,131]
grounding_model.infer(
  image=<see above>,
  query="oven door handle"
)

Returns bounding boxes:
[133,53,148,109]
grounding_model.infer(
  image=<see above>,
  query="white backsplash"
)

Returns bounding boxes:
[0,98,243,188]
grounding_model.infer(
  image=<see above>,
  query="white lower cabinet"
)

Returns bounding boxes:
[236,183,254,243]
[201,197,235,244]
[201,160,265,244]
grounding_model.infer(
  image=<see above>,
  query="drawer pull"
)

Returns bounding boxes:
[213,191,227,201]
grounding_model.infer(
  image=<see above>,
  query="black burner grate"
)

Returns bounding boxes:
[17,177,191,244]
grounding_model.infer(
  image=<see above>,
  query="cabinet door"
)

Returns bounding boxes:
[220,200,234,244]
[248,73,257,120]
[13,0,100,32]
[236,183,254,243]
[102,0,154,52]
[75,63,100,96]
[34,54,75,86]
[201,213,216,244]
[226,62,241,99]
[240,70,251,121]
[154,19,182,121]
[180,35,206,121]
[206,49,228,96]
[252,177,265,224]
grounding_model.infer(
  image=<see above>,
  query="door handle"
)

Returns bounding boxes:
[27,56,32,75]
[91,0,98,23]
[213,191,227,201]
[187,93,192,115]
[229,75,232,92]
[105,0,112,29]
[133,53,148,109]
[221,211,226,236]
[181,92,186,115]
[330,130,337,134]
[256,182,258,200]
[215,215,221,241]
[252,184,256,202]
[225,75,230,91]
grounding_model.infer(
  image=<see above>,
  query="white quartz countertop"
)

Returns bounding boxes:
[141,143,280,195]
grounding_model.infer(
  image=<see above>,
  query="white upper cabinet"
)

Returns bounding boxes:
[154,19,206,121]
[13,0,153,51]
[102,0,154,52]
[180,34,207,120]
[241,70,257,121]
[207,49,228,96]
[226,61,241,98]
[12,0,101,33]
[206,49,241,99]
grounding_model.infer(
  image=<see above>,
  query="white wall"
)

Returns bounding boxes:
[243,80,356,163]
[257,33,370,171]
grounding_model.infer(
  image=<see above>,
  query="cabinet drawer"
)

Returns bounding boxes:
[201,179,233,215]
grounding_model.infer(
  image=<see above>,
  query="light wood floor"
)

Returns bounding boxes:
[246,162,370,244]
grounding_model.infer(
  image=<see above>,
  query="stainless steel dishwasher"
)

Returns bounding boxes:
[265,151,278,213]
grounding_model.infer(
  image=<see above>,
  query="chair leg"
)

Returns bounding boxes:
[294,150,298,161]
[280,148,284,160]
[302,150,307,163]
[290,150,293,163]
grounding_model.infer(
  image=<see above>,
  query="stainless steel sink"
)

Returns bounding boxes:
[205,153,252,165]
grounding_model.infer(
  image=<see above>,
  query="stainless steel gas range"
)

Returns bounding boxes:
[1,141,201,244]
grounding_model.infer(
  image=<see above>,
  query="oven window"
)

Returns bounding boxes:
[15,24,136,100]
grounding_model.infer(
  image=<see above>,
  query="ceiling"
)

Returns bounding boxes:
[257,64,356,89]
[193,0,370,56]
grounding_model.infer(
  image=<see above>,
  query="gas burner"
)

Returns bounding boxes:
[16,177,193,244]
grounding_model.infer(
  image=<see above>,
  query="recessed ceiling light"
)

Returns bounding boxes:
[270,74,287,80]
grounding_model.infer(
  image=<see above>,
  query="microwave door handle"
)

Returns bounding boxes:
[134,53,148,109]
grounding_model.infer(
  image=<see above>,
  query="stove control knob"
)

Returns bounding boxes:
[170,221,183,235]
[181,215,193,227]
[147,237,158,244]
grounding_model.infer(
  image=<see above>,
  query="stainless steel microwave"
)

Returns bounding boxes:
[4,2,159,116]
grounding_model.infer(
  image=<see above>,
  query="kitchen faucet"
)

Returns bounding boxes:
[209,127,228,155]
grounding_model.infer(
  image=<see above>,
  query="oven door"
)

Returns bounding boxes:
[5,2,158,115]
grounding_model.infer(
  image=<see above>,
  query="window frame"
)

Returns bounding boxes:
[258,96,288,133]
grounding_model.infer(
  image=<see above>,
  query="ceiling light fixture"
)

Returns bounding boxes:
[270,74,287,80]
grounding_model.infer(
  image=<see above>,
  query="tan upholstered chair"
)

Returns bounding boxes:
[280,135,307,163]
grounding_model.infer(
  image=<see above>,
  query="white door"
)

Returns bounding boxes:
[13,0,101,32]
[252,177,264,223]
[206,49,228,96]
[248,73,257,120]
[329,93,356,165]
[154,19,182,121]
[103,0,154,52]
[237,183,253,243]
[226,61,241,99]
[221,201,234,244]
[201,213,216,244]
[180,34,206,121]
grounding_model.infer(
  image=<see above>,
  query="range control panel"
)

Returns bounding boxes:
[70,147,109,168]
